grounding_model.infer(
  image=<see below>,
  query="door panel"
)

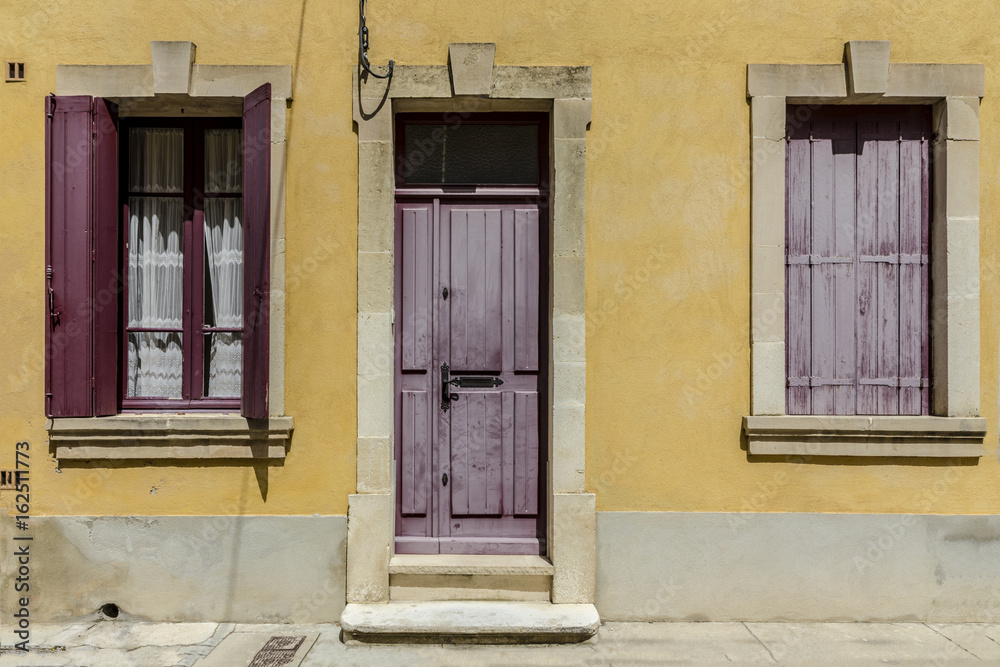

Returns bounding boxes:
[395,199,544,555]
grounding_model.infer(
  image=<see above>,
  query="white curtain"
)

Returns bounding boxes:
[127,197,184,398]
[204,129,244,397]
[204,199,243,397]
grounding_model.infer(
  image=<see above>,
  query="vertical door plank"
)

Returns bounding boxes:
[514,391,539,515]
[786,117,812,415]
[450,391,470,515]
[484,209,504,369]
[401,390,429,515]
[466,211,487,370]
[515,209,540,371]
[856,118,879,415]
[401,206,432,370]
[484,392,504,515]
[450,210,469,369]
[919,128,931,415]
[502,209,516,371]
[875,121,900,415]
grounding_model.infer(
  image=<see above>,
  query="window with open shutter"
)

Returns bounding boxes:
[44,84,271,419]
[785,106,930,416]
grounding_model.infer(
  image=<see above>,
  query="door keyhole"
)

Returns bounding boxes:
[442,473,449,487]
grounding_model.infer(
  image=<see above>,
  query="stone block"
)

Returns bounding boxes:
[151,41,196,94]
[946,295,981,418]
[358,311,393,376]
[751,137,786,247]
[358,141,395,253]
[358,251,393,313]
[190,65,294,99]
[751,293,784,343]
[346,494,393,603]
[747,64,847,98]
[935,97,980,141]
[552,316,585,363]
[943,140,981,221]
[551,493,597,604]
[357,372,393,439]
[945,217,980,298]
[492,66,592,99]
[845,41,891,96]
[449,43,496,96]
[751,96,787,140]
[751,244,784,295]
[385,65,452,98]
[552,256,585,317]
[354,96,393,142]
[56,65,153,97]
[553,138,587,257]
[553,361,586,407]
[552,404,586,493]
[751,341,785,415]
[269,139,287,239]
[357,437,392,493]
[885,64,985,99]
[553,99,592,139]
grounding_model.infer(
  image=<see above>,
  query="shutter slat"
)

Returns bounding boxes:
[875,120,901,415]
[46,95,95,417]
[241,83,271,419]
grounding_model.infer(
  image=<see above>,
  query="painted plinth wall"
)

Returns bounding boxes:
[0,0,999,625]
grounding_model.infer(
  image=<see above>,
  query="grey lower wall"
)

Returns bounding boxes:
[0,515,346,623]
[597,512,1000,622]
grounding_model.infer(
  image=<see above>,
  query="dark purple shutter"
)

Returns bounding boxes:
[92,98,119,416]
[785,107,930,416]
[242,83,271,419]
[46,96,95,417]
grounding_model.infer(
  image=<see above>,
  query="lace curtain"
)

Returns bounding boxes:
[126,127,244,399]
[204,129,243,397]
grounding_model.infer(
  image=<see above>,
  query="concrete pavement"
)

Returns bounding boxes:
[2,620,999,665]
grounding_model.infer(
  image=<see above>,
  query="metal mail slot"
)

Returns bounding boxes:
[451,376,504,388]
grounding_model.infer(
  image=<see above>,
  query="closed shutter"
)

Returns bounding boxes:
[785,106,930,416]
[45,96,119,417]
[241,83,271,419]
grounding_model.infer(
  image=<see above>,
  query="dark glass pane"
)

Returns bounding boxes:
[403,123,539,185]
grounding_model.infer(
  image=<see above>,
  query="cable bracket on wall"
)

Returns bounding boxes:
[359,0,394,82]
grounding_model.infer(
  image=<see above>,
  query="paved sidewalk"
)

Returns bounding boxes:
[2,620,999,666]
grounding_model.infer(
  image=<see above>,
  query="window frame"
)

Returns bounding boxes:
[119,116,245,411]
[743,41,987,458]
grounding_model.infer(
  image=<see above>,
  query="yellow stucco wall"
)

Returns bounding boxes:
[1,0,999,517]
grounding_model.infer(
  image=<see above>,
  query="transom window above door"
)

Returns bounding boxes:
[396,113,546,187]
[785,105,931,416]
[122,119,245,408]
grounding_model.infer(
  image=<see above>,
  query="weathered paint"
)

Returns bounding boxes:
[1,1,1000,522]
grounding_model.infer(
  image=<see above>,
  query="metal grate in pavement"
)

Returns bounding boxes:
[247,636,306,667]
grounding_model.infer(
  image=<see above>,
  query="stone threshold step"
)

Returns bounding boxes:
[340,601,600,644]
[389,554,554,576]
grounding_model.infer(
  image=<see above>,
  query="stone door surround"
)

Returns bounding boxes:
[349,43,595,604]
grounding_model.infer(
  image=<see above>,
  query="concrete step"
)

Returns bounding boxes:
[388,555,554,601]
[340,601,600,644]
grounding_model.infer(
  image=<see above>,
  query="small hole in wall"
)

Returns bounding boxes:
[100,603,120,619]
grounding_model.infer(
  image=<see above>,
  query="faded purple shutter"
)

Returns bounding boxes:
[785,116,811,414]
[92,98,119,416]
[242,83,271,419]
[45,96,95,417]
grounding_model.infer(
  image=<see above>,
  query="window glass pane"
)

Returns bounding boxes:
[205,129,243,193]
[204,198,244,328]
[127,332,183,398]
[129,128,184,193]
[403,123,539,185]
[128,197,184,328]
[205,332,242,397]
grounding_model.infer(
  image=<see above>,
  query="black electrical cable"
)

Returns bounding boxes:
[359,0,394,80]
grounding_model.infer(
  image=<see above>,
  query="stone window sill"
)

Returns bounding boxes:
[47,414,294,461]
[743,415,986,458]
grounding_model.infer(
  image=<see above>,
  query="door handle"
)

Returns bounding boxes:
[440,363,459,412]
[442,472,448,487]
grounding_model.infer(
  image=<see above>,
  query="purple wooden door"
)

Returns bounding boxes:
[395,200,544,555]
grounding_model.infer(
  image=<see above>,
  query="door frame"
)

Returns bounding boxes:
[350,46,594,605]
